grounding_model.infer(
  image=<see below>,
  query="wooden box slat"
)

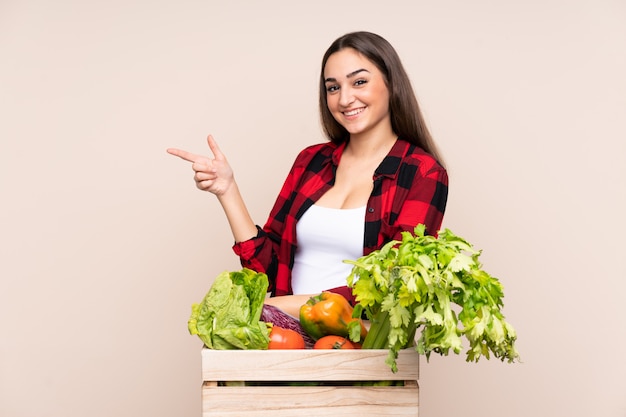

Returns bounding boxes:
[202,384,419,417]
[201,348,419,381]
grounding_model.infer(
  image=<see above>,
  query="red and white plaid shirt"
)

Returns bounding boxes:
[233,138,448,296]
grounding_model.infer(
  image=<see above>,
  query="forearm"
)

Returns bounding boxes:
[216,181,258,243]
[264,294,315,318]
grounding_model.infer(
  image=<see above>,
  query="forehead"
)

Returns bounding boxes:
[323,48,379,78]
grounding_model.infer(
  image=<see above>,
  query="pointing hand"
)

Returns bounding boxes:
[167,135,234,196]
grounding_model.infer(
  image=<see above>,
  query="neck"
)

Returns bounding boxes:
[345,132,397,159]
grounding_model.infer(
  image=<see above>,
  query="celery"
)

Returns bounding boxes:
[346,225,520,372]
[361,310,390,349]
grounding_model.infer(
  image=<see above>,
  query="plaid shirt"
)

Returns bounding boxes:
[233,138,448,296]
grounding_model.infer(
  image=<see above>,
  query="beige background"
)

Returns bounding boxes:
[1,1,625,416]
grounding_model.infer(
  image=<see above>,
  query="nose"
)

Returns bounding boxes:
[338,87,355,107]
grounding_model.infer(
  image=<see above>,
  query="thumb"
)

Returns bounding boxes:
[206,134,225,161]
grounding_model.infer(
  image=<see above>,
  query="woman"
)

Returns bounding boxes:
[167,31,448,317]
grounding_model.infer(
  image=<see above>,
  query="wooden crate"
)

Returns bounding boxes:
[201,348,420,417]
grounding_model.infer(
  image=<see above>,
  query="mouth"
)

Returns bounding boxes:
[343,107,365,117]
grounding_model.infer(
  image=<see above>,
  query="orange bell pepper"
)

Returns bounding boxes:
[299,292,367,341]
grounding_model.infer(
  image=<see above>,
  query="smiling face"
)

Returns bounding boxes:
[323,48,393,141]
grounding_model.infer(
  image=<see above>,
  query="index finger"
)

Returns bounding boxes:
[166,148,202,163]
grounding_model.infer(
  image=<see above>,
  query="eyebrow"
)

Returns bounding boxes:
[324,68,370,83]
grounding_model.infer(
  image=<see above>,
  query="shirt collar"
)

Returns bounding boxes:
[375,138,409,178]
[330,141,347,167]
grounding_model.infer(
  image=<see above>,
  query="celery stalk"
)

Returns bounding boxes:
[362,310,391,349]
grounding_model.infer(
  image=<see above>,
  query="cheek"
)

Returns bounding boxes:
[326,94,340,112]
[373,84,390,104]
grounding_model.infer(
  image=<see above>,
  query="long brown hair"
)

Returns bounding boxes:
[319,31,444,165]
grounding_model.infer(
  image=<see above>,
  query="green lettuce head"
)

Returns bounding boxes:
[188,268,270,350]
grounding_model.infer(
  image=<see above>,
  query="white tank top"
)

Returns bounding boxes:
[291,204,366,294]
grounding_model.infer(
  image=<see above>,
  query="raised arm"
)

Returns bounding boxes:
[167,135,258,243]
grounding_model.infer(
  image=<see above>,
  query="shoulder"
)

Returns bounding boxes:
[292,141,337,167]
[400,140,446,175]
[296,142,336,158]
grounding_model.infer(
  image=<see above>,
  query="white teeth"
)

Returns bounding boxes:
[344,108,364,116]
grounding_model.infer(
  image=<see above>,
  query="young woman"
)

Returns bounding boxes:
[167,31,448,317]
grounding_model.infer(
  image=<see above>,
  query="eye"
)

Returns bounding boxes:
[354,79,368,87]
[326,84,339,93]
